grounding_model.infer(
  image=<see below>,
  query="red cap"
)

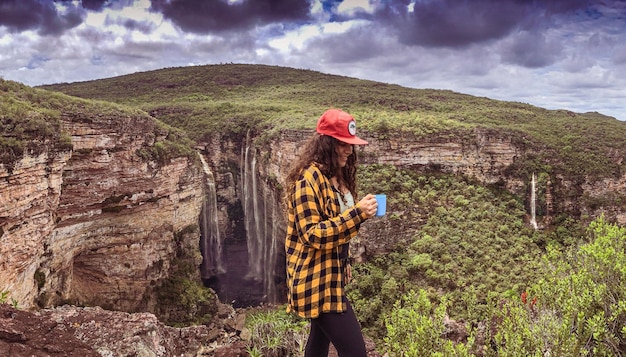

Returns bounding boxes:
[316,109,368,145]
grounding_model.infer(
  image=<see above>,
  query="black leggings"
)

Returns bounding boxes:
[304,300,367,357]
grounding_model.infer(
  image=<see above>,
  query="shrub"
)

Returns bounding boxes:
[384,289,472,357]
[529,216,626,356]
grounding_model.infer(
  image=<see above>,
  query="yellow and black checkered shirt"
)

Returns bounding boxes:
[285,163,367,318]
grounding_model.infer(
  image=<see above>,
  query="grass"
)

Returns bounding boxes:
[0,79,73,168]
[244,306,309,356]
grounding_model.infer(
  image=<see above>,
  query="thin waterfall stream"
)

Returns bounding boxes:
[241,134,282,304]
[530,173,538,230]
[198,153,225,279]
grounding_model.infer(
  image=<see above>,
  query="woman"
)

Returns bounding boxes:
[284,108,378,356]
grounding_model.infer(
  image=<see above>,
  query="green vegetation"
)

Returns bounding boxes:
[156,274,216,327]
[155,224,217,327]
[381,216,626,356]
[134,120,196,165]
[244,307,309,356]
[348,164,556,341]
[0,79,73,169]
[384,290,472,356]
[0,290,9,303]
[0,289,19,308]
[33,270,45,290]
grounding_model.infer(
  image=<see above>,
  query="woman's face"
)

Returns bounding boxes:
[335,141,354,168]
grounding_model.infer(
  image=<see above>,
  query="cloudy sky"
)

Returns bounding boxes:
[1,0,625,120]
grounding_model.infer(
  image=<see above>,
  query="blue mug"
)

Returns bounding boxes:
[375,194,386,217]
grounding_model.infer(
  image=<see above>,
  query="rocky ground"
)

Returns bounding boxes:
[0,303,383,356]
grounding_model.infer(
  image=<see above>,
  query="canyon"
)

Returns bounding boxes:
[3,116,626,313]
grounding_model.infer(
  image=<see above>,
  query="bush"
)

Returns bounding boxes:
[529,216,626,356]
[155,275,216,326]
[384,289,472,357]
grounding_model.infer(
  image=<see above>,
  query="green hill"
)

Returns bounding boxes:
[41,64,626,180]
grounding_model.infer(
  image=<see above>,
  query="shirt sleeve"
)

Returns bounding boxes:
[292,168,367,250]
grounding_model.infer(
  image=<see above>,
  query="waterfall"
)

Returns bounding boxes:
[265,192,280,303]
[529,173,538,230]
[243,144,259,279]
[241,133,281,303]
[198,152,225,279]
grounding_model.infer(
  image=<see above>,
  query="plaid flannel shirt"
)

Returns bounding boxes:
[285,163,367,318]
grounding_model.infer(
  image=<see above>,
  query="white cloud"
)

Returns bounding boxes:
[268,24,321,53]
[337,0,376,15]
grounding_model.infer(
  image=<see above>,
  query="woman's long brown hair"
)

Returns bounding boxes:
[284,134,358,207]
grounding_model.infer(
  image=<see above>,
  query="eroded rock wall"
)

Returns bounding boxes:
[0,151,70,307]
[0,112,204,312]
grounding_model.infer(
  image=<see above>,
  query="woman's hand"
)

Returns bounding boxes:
[357,194,378,218]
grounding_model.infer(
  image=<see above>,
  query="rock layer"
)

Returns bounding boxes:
[0,111,204,312]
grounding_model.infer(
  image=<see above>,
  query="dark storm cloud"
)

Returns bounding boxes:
[0,0,84,35]
[372,0,593,48]
[500,30,563,68]
[149,0,311,33]
[104,16,156,34]
[80,0,109,11]
[305,25,392,64]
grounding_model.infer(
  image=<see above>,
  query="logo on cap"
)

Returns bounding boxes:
[348,120,357,136]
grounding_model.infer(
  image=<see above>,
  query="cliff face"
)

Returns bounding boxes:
[263,128,525,193]
[197,132,287,306]
[1,151,70,307]
[367,129,523,185]
[0,111,204,312]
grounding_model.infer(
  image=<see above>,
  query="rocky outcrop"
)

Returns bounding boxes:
[1,302,385,357]
[581,174,626,224]
[0,110,205,313]
[0,151,70,308]
[366,128,523,184]
[0,302,244,357]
